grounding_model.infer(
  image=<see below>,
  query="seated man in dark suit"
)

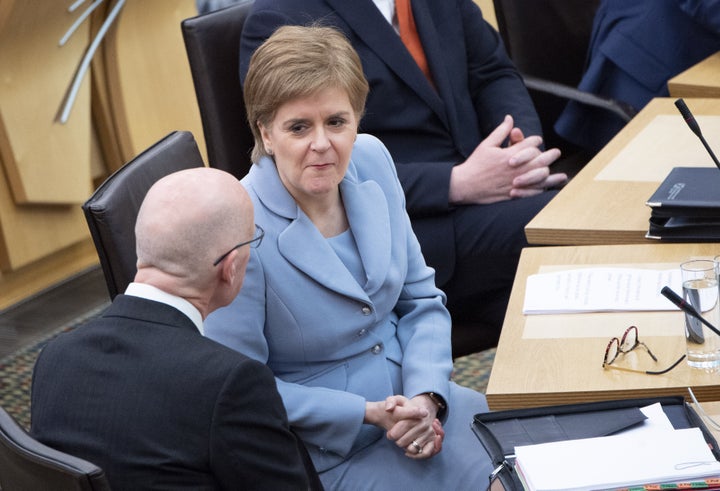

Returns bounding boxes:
[555,0,720,154]
[238,0,567,354]
[30,168,310,490]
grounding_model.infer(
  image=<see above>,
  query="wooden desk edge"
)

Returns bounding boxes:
[486,385,720,411]
[524,228,651,246]
[524,97,720,246]
[668,83,720,99]
[486,243,720,412]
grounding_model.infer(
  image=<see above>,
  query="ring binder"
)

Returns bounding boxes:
[473,396,720,491]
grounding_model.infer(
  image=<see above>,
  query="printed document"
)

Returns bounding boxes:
[523,267,683,314]
[514,426,720,491]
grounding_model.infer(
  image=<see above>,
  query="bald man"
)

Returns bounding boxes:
[30,168,310,490]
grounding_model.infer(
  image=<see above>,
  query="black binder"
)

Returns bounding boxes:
[645,167,720,240]
[647,215,720,240]
[472,396,720,491]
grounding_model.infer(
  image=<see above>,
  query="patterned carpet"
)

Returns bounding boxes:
[0,305,107,430]
[452,348,496,393]
[0,311,495,430]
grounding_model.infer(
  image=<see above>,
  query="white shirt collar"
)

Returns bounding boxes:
[125,282,205,335]
[372,0,395,24]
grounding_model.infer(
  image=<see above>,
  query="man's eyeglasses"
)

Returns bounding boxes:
[602,325,686,375]
[213,225,264,266]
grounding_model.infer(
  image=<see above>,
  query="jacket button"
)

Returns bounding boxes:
[371,344,382,354]
[357,328,367,337]
[361,305,372,315]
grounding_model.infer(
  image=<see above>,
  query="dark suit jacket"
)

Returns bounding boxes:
[555,0,720,153]
[30,294,309,491]
[239,0,542,285]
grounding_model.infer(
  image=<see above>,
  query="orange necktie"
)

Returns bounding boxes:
[395,0,434,84]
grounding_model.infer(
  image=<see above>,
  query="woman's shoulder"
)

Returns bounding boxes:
[348,134,397,180]
[353,133,386,155]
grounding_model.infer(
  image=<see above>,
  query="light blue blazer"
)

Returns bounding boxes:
[205,134,454,472]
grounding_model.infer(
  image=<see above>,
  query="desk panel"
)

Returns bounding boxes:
[668,51,720,99]
[487,243,720,411]
[525,98,720,245]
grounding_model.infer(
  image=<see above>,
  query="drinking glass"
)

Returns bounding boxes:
[680,259,720,371]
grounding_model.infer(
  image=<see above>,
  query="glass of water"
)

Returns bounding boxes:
[680,259,720,371]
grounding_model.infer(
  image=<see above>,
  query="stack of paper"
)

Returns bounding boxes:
[522,267,683,314]
[513,427,720,491]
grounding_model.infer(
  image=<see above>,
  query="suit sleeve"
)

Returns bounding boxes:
[460,0,542,140]
[354,135,454,413]
[397,0,542,215]
[678,0,720,34]
[211,358,310,490]
[393,2,542,215]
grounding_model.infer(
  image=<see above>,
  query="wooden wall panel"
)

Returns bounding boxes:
[0,153,89,272]
[0,1,93,204]
[1,0,208,306]
[103,0,206,162]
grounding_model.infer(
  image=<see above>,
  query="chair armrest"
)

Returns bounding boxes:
[522,74,637,123]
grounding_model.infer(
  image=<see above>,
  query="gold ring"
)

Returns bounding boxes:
[411,440,422,454]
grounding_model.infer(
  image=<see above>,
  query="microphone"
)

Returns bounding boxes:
[660,286,720,342]
[674,98,720,171]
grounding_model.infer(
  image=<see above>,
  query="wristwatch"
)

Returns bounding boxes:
[425,392,446,412]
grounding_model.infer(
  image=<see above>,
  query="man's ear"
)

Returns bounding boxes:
[220,250,238,284]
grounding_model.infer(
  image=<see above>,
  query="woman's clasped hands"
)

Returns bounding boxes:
[365,395,445,460]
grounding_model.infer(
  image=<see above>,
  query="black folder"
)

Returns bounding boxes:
[647,215,720,240]
[645,167,720,240]
[472,396,720,491]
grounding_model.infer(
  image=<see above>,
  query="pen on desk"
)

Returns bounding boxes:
[660,286,720,338]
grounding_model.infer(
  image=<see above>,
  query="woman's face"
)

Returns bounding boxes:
[259,87,358,204]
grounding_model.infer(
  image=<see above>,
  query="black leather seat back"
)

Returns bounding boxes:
[182,1,255,179]
[82,131,204,299]
[0,406,112,491]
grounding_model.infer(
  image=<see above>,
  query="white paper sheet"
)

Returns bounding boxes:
[514,427,720,491]
[523,267,683,314]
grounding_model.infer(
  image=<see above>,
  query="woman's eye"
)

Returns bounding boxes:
[328,118,346,128]
[289,124,307,134]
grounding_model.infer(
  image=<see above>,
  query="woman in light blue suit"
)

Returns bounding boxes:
[205,25,493,490]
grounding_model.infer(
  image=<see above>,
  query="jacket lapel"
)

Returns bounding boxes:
[249,157,387,303]
[409,0,455,121]
[340,176,391,297]
[279,210,370,302]
[325,0,448,126]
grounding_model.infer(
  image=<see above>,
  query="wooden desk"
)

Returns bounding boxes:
[668,51,720,99]
[525,98,720,245]
[486,242,720,411]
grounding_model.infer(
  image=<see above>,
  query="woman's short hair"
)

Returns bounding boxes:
[244,24,369,162]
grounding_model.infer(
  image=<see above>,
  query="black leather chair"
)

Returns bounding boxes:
[182,1,255,180]
[82,131,205,300]
[492,0,636,175]
[0,406,112,491]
